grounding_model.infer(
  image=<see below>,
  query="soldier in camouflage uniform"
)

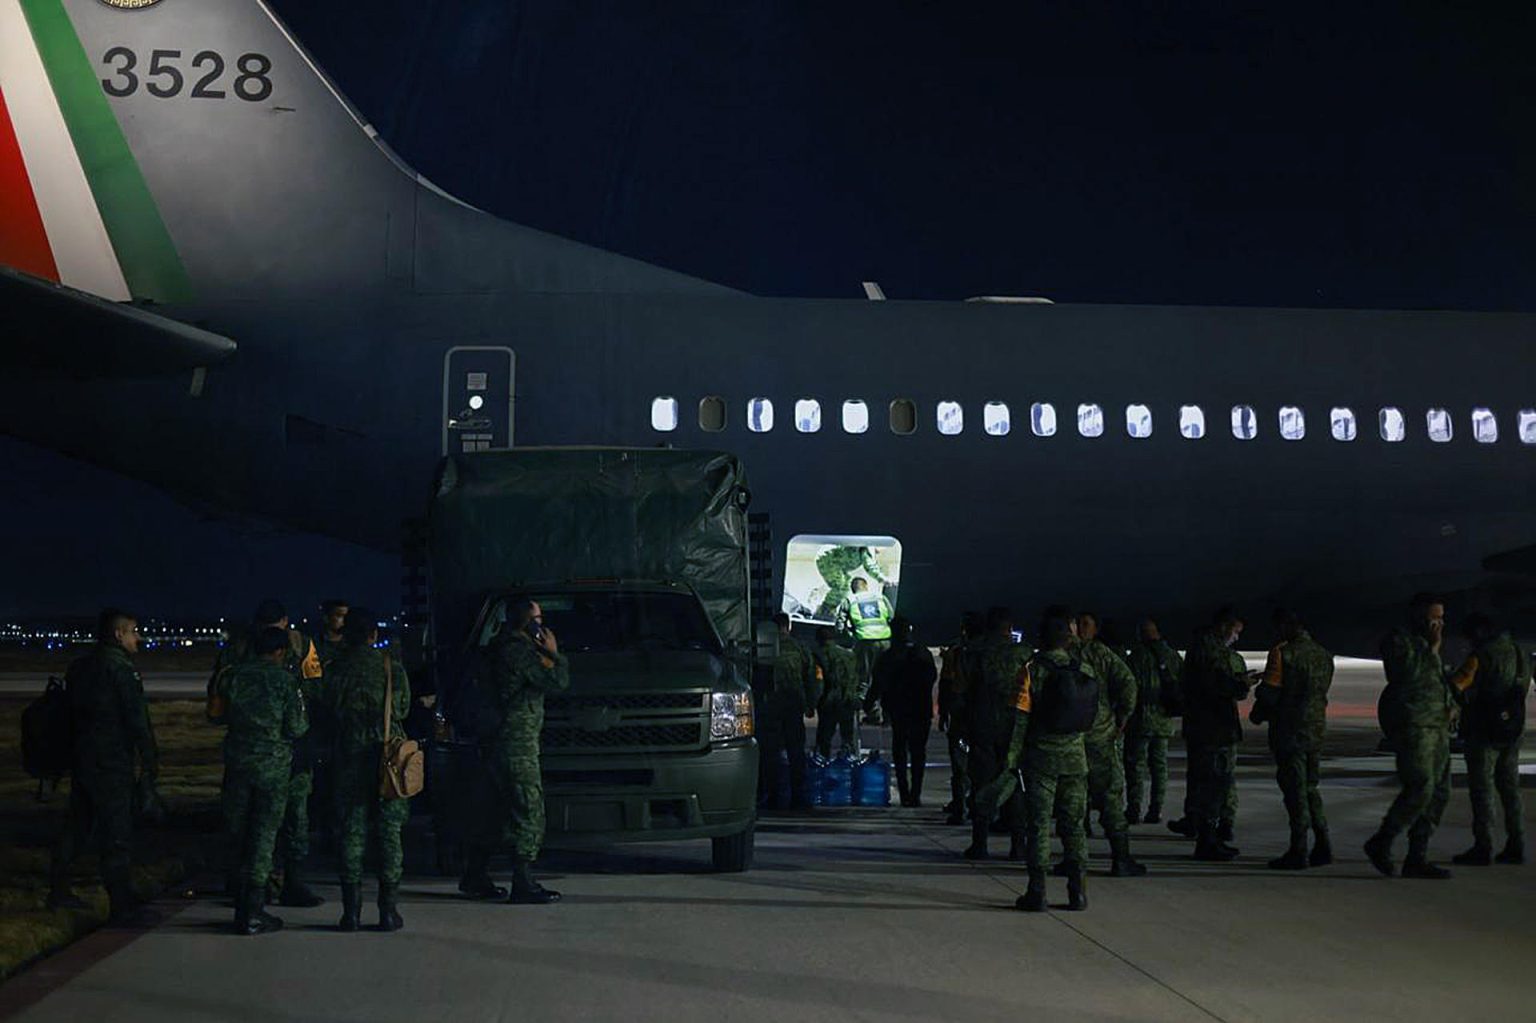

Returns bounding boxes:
[1124,618,1180,824]
[1365,594,1454,879]
[1073,612,1146,876]
[327,609,414,929]
[1255,609,1334,870]
[47,610,161,927]
[460,598,571,904]
[1448,613,1529,866]
[759,613,820,809]
[210,599,326,908]
[311,599,349,665]
[1011,611,1092,912]
[814,626,861,758]
[1182,608,1252,861]
[964,608,1028,860]
[213,627,307,934]
[814,544,889,619]
[938,612,982,825]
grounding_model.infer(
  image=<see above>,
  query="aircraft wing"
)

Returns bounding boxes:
[0,266,235,378]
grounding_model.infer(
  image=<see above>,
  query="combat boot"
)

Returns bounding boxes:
[1007,835,1027,861]
[1166,817,1197,838]
[1268,840,1309,871]
[1192,827,1238,862]
[1065,863,1088,911]
[944,806,966,826]
[1124,804,1142,825]
[1495,838,1525,865]
[1015,872,1046,912]
[1362,832,1395,877]
[1403,835,1450,879]
[1216,821,1235,844]
[963,818,990,860]
[377,881,404,931]
[278,863,325,907]
[1144,804,1163,825]
[1109,833,1148,877]
[236,886,283,936]
[1308,830,1333,867]
[1452,843,1492,867]
[509,861,561,905]
[337,882,362,932]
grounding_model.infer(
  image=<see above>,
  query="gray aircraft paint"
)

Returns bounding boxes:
[2,0,1533,652]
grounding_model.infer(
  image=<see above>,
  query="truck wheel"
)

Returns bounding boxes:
[711,827,754,872]
[435,836,465,877]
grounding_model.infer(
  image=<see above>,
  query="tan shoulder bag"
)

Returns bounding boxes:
[378,656,425,800]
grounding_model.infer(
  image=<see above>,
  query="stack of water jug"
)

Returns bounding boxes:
[806,751,891,807]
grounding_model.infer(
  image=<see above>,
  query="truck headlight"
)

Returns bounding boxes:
[710,691,754,740]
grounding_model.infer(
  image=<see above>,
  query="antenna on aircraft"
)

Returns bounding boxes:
[964,295,1055,304]
[861,282,887,301]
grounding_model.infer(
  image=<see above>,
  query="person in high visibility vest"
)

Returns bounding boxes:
[836,577,894,701]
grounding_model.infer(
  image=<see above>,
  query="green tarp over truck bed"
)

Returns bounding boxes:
[429,448,752,649]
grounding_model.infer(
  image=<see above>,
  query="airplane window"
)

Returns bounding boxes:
[747,397,774,433]
[983,401,1010,436]
[1030,402,1057,437]
[1472,408,1497,444]
[1179,405,1205,439]
[842,400,869,434]
[794,399,822,433]
[699,396,726,433]
[936,401,963,435]
[1426,408,1453,443]
[1279,406,1305,441]
[1379,407,1405,442]
[1520,409,1536,445]
[1125,404,1152,439]
[1077,403,1104,438]
[650,397,678,432]
[1231,405,1258,440]
[1329,407,1356,441]
[890,399,917,435]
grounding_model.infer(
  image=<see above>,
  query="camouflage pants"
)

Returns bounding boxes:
[275,767,312,866]
[758,710,809,808]
[816,700,859,758]
[1025,765,1088,874]
[1186,741,1236,832]
[334,750,410,884]
[1084,736,1128,839]
[473,744,547,863]
[224,765,289,890]
[969,728,1026,839]
[1271,733,1325,841]
[1465,739,1523,847]
[1123,729,1168,813]
[946,724,970,811]
[51,769,134,894]
[1378,725,1450,856]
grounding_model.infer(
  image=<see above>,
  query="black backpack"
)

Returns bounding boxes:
[1036,657,1100,734]
[1479,686,1527,744]
[1161,656,1188,717]
[21,676,73,779]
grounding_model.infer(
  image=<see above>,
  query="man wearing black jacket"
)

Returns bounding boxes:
[867,617,938,807]
[1182,607,1254,861]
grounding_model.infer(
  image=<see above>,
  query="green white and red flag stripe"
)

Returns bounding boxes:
[0,0,189,302]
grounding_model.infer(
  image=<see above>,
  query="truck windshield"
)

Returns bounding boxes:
[482,591,722,655]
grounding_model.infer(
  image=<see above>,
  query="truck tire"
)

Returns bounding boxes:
[711,827,754,872]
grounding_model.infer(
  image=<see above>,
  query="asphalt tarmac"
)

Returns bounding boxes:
[5,658,1534,1022]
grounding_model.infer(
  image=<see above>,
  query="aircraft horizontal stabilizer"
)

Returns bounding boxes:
[0,266,235,378]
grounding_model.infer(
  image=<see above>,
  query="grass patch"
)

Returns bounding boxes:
[0,699,224,983]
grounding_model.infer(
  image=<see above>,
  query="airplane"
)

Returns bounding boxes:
[3,0,1535,658]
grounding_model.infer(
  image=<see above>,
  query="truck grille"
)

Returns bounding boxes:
[542,690,709,753]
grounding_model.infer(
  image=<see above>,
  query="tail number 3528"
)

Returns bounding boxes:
[101,48,273,102]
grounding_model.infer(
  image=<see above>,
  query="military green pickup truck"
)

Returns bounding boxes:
[426,448,759,871]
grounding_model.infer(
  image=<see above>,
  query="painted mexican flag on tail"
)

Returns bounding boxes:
[0,0,189,302]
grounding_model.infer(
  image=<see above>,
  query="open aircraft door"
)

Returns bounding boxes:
[442,346,515,454]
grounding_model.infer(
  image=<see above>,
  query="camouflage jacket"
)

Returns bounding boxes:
[1378,627,1449,734]
[817,642,861,705]
[482,630,570,750]
[1075,637,1138,744]
[65,643,158,779]
[212,625,323,705]
[767,637,819,714]
[1126,639,1181,738]
[938,637,983,726]
[1451,631,1530,744]
[975,635,1029,740]
[326,646,411,755]
[1260,629,1333,745]
[217,659,307,772]
[1007,649,1089,775]
[1181,628,1250,746]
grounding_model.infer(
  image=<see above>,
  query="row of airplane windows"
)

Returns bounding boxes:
[651,397,1536,445]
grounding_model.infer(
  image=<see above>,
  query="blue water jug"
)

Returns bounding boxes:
[773,749,792,808]
[855,751,892,807]
[806,753,827,807]
[823,753,854,807]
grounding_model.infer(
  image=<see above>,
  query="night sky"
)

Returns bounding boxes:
[4,1,1534,618]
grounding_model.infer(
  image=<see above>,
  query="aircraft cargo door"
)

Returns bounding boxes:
[443,346,515,454]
